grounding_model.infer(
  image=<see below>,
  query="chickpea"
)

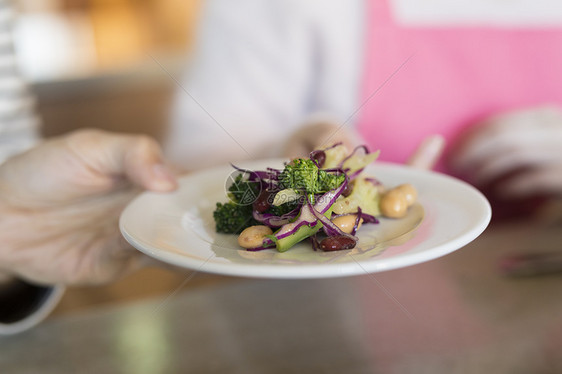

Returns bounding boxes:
[332,214,363,234]
[380,188,408,218]
[238,225,273,249]
[394,183,417,207]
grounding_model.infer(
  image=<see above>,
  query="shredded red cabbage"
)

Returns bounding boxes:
[361,213,379,224]
[310,234,321,252]
[225,148,385,252]
[364,177,382,185]
[307,201,358,242]
[252,209,300,228]
[351,207,362,236]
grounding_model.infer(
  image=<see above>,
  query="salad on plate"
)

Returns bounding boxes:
[213,144,417,253]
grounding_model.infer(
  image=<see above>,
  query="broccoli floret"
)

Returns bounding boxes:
[228,174,260,205]
[213,202,259,234]
[279,158,344,194]
[266,200,300,216]
[317,170,345,193]
[214,173,261,234]
[279,159,319,193]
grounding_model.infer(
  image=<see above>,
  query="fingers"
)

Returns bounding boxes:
[407,135,445,170]
[449,105,562,179]
[450,129,562,190]
[284,140,313,159]
[464,146,562,185]
[283,121,360,158]
[499,166,562,198]
[449,124,531,175]
[67,129,178,192]
[110,133,178,192]
[287,124,446,171]
[314,124,360,152]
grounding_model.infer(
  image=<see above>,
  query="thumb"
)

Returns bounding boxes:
[110,133,178,192]
[71,130,178,192]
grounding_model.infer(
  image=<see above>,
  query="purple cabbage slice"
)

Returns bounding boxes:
[308,201,358,242]
[227,149,385,252]
[310,234,321,252]
[338,145,370,170]
[261,178,349,249]
[351,207,363,236]
[252,208,300,228]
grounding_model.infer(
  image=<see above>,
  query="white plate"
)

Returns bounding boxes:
[120,160,491,279]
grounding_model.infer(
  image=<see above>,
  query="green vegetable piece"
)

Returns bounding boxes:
[276,223,321,252]
[228,174,260,205]
[266,200,300,216]
[279,158,344,195]
[213,173,262,234]
[279,159,319,193]
[213,201,259,234]
[343,150,380,176]
[332,176,381,217]
[322,144,349,169]
[317,170,345,192]
[275,207,333,252]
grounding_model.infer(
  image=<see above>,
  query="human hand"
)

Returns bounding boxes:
[285,118,445,169]
[283,120,361,158]
[0,129,177,286]
[448,105,562,198]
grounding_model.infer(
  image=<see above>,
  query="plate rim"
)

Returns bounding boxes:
[119,160,491,279]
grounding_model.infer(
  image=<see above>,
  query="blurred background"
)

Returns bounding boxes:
[14,0,200,141]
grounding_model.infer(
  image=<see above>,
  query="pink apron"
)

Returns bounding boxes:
[357,0,562,172]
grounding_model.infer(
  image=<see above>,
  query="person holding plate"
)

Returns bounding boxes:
[165,0,562,217]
